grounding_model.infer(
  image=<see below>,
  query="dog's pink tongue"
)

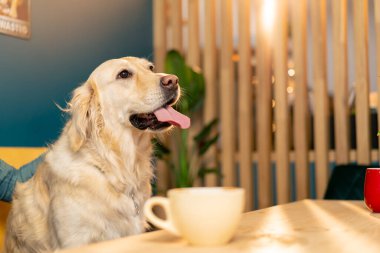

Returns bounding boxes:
[154,107,191,129]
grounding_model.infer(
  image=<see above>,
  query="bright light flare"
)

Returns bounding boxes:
[261,0,276,34]
[288,69,295,77]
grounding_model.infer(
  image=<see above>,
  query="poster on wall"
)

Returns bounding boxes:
[0,0,30,39]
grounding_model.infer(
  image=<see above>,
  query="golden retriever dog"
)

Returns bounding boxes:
[4,57,190,253]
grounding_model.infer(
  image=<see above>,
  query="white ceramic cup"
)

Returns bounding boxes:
[144,187,245,246]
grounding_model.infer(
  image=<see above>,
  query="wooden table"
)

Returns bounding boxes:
[59,200,380,253]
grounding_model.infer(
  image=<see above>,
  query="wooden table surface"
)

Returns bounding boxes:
[58,200,380,253]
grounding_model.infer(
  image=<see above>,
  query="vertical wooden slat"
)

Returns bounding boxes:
[153,0,167,72]
[153,0,170,195]
[255,0,273,208]
[375,0,380,158]
[274,0,290,204]
[353,0,371,164]
[203,0,218,186]
[291,0,309,200]
[220,0,235,187]
[238,0,253,210]
[187,0,200,67]
[167,0,182,189]
[332,0,349,164]
[311,0,329,199]
[186,0,202,187]
[170,0,183,52]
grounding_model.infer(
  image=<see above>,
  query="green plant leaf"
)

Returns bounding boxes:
[187,70,205,112]
[164,50,205,115]
[199,134,219,156]
[194,118,219,142]
[197,167,221,179]
[165,50,191,85]
[162,50,219,188]
[151,138,170,159]
[193,119,219,156]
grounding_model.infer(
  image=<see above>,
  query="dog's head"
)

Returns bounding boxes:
[67,57,190,151]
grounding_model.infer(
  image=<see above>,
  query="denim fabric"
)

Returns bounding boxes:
[0,154,44,202]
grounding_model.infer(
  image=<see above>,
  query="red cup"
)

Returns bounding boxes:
[364,168,380,212]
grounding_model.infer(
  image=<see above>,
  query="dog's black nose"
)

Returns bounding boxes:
[160,75,179,90]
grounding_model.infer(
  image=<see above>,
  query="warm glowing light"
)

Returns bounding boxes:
[261,0,276,34]
[287,86,294,93]
[231,53,240,62]
[288,69,295,77]
[272,123,276,132]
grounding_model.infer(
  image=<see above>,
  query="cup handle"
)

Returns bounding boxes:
[144,197,180,236]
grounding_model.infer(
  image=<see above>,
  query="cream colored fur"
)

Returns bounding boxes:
[4,57,176,253]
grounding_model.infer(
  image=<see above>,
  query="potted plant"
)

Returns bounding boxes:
[153,50,219,188]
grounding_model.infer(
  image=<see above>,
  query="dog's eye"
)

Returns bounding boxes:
[117,70,132,79]
[149,65,154,72]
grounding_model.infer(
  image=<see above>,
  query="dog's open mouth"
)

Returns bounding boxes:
[129,100,191,131]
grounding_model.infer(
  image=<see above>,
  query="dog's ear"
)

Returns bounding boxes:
[67,80,104,152]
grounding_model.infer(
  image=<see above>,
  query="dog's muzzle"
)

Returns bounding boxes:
[129,75,190,131]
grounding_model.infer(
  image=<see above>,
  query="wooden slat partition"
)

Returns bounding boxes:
[353,0,371,164]
[153,0,379,210]
[375,0,380,157]
[273,0,290,204]
[239,150,378,165]
[153,0,171,195]
[220,0,236,187]
[203,0,218,187]
[187,0,200,67]
[310,0,329,199]
[167,0,183,182]
[254,0,273,208]
[291,0,309,200]
[238,0,253,210]
[169,0,183,52]
[332,0,349,164]
[153,0,167,72]
[186,0,202,187]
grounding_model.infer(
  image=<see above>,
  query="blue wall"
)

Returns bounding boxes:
[0,0,152,147]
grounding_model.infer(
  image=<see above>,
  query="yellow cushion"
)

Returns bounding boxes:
[0,147,47,168]
[0,147,46,249]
